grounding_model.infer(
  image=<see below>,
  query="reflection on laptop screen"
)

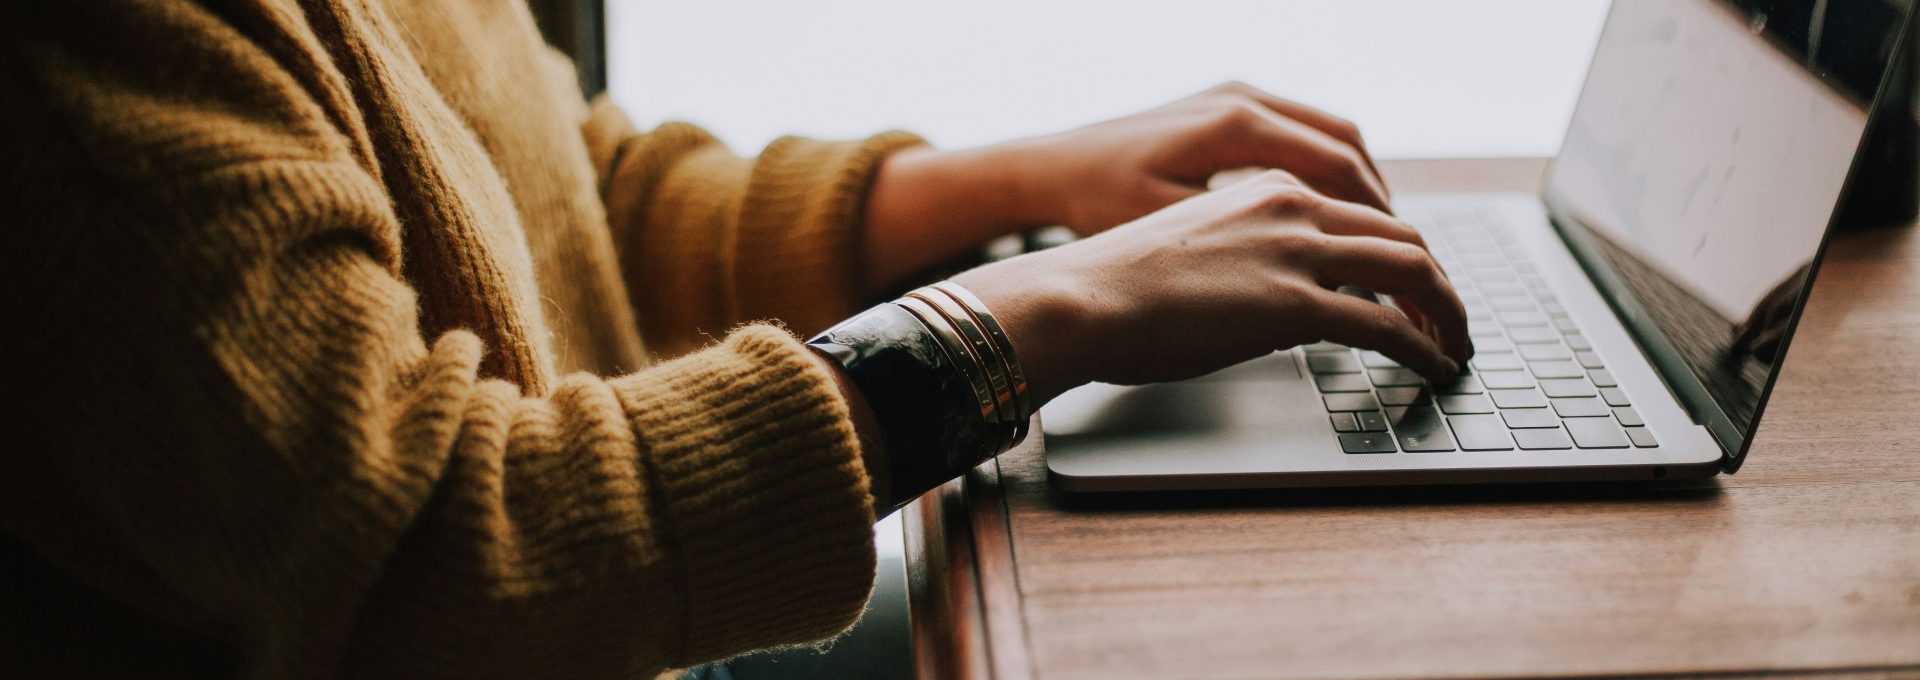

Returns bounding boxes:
[1544,0,1905,454]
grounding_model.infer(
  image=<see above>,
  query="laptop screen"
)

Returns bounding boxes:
[1542,0,1911,466]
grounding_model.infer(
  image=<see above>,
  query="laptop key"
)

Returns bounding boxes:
[1588,369,1618,387]
[1378,386,1433,406]
[1449,414,1517,451]
[1435,374,1485,395]
[1612,406,1644,427]
[1472,353,1525,372]
[1513,427,1574,450]
[1308,353,1362,374]
[1491,389,1549,409]
[1330,412,1361,432]
[1490,298,1535,312]
[1339,432,1399,454]
[1437,394,1496,414]
[1474,337,1515,353]
[1501,409,1561,428]
[1480,371,1537,390]
[1565,333,1592,350]
[1529,361,1585,379]
[1369,367,1425,387]
[1510,327,1560,343]
[1553,317,1582,332]
[1499,311,1550,327]
[1552,397,1609,418]
[1324,393,1382,412]
[1389,405,1457,452]
[1316,374,1374,393]
[1519,344,1572,361]
[1625,426,1659,448]
[1458,240,1504,256]
[1463,251,1508,266]
[1303,342,1349,353]
[1355,410,1389,432]
[1481,282,1528,298]
[1576,351,1606,369]
[1359,351,1400,368]
[1565,418,1631,448]
[1539,378,1597,398]
[1599,387,1630,407]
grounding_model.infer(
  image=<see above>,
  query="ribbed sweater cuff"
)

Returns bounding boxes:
[609,324,877,662]
[733,131,927,334]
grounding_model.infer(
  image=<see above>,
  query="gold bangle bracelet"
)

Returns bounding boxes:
[902,288,1013,416]
[890,297,998,430]
[929,282,1032,424]
[906,288,1020,454]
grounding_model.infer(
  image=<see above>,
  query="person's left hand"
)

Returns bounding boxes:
[1003,81,1390,235]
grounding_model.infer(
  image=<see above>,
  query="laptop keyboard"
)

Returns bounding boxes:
[1309,211,1660,454]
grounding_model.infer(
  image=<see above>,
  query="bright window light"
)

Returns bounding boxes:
[608,1,1610,159]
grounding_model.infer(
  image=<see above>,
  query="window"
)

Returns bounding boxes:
[607,0,1609,158]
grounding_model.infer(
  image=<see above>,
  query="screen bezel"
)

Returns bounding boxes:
[1537,0,1917,473]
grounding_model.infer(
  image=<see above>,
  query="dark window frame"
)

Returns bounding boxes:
[528,0,607,96]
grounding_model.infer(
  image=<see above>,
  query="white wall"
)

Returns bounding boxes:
[607,0,1611,159]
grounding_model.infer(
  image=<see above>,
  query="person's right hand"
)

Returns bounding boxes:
[951,170,1472,407]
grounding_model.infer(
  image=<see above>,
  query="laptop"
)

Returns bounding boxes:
[1043,0,1918,491]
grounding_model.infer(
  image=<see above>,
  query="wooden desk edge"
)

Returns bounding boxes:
[904,444,1035,680]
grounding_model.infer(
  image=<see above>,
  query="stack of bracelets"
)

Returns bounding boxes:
[805,281,1032,509]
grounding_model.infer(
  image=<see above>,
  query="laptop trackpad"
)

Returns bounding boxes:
[1042,352,1305,441]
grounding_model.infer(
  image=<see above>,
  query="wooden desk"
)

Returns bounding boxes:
[902,158,1920,680]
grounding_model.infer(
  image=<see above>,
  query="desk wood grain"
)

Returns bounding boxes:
[904,158,1920,680]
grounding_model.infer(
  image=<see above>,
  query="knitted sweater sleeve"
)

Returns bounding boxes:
[0,4,876,678]
[579,96,927,356]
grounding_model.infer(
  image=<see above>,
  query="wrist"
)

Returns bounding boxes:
[808,304,999,511]
[900,139,1070,226]
[865,145,1047,294]
[966,136,1067,229]
[950,253,1095,407]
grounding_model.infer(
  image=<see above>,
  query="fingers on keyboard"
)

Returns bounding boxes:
[1314,222,1661,456]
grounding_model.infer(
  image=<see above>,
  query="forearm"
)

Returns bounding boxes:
[587,99,931,347]
[862,143,1052,295]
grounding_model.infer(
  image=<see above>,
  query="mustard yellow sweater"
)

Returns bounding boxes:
[0,0,925,677]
